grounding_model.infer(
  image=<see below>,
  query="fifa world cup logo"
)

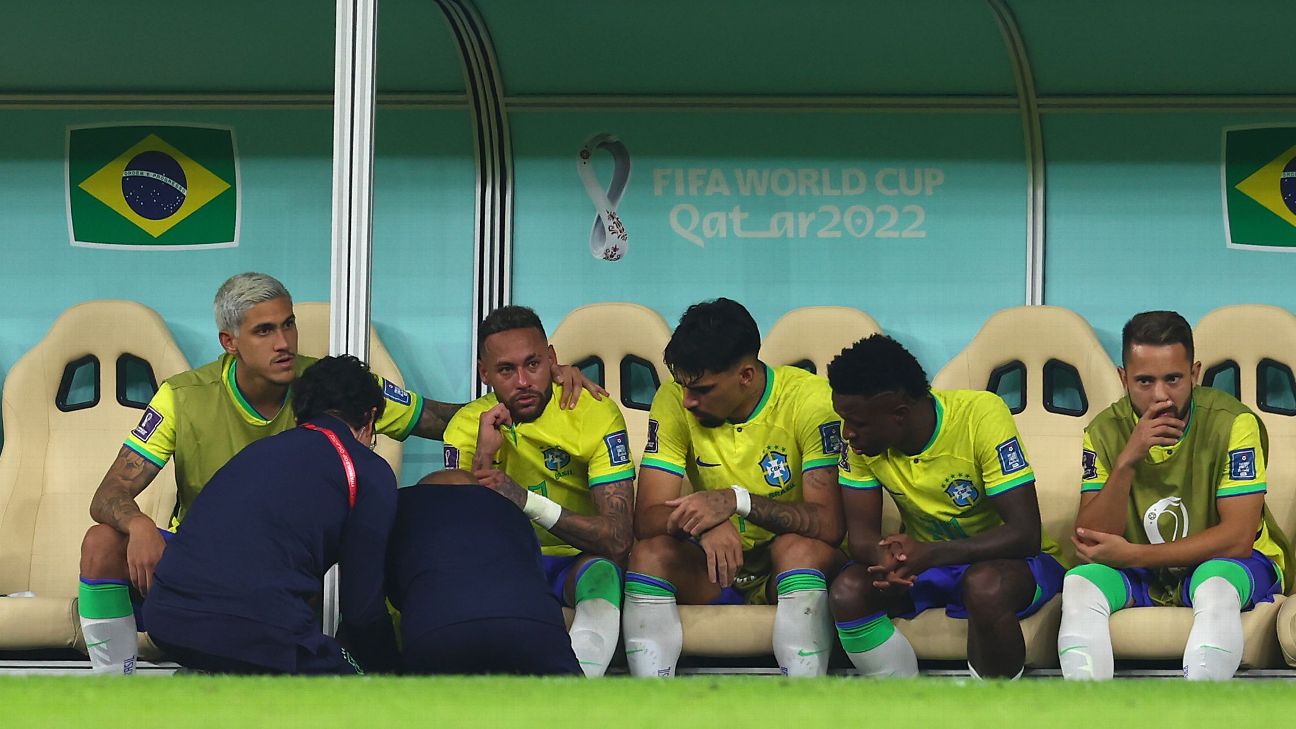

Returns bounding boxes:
[1143,496,1189,544]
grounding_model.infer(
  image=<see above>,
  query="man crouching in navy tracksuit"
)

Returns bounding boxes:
[143,355,399,675]
[389,474,581,676]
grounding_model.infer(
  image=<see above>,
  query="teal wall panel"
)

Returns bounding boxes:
[510,110,1028,377]
[2,1,466,93]
[1043,112,1296,359]
[1012,0,1296,95]
[481,0,1016,96]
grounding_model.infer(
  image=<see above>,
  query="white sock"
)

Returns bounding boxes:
[569,597,620,678]
[623,574,682,678]
[1058,573,1114,681]
[852,629,918,678]
[81,615,138,675]
[774,586,834,677]
[1184,576,1243,681]
[837,613,918,678]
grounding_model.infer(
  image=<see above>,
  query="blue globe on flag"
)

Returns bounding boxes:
[1282,155,1296,216]
[122,150,188,220]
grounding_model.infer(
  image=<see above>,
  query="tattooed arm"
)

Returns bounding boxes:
[89,446,163,534]
[745,466,845,543]
[88,446,167,593]
[474,470,635,564]
[409,399,465,441]
[549,480,635,564]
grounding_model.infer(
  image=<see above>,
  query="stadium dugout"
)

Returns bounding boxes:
[3,0,1296,682]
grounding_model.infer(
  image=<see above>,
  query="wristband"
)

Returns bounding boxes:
[523,490,563,529]
[730,485,752,518]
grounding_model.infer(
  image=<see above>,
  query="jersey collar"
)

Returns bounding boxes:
[915,390,944,455]
[730,363,773,425]
[224,355,287,426]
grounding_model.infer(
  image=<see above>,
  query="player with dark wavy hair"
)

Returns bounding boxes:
[142,356,399,674]
[77,271,605,675]
[828,334,1063,679]
[625,298,846,678]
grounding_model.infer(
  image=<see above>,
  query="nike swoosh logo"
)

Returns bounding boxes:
[797,648,827,656]
[695,457,722,468]
[625,648,646,654]
[86,639,109,649]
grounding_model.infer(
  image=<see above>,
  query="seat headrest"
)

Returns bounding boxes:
[933,305,1122,416]
[760,307,882,375]
[549,303,672,401]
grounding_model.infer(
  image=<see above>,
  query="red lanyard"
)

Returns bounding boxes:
[301,423,357,509]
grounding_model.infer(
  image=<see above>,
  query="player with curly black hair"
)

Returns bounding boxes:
[828,334,1063,679]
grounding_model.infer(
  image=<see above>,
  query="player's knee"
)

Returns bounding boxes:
[80,524,128,578]
[960,562,1020,617]
[829,564,872,613]
[627,535,685,575]
[418,469,476,486]
[770,533,834,569]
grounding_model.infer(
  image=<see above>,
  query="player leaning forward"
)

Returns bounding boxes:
[76,273,597,674]
[1058,311,1292,681]
[829,334,1065,679]
[625,298,846,678]
[442,305,634,677]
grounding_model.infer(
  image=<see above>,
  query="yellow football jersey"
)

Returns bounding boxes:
[1081,405,1284,581]
[839,389,1059,557]
[641,364,842,551]
[442,384,636,556]
[124,353,422,521]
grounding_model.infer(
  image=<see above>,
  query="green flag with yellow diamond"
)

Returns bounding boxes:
[1223,125,1296,251]
[67,124,239,249]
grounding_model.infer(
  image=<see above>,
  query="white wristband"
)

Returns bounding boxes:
[730,485,752,518]
[523,490,562,529]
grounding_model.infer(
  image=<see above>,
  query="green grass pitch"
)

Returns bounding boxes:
[6,675,1296,728]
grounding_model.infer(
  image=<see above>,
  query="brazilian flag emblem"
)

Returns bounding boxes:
[67,124,239,248]
[1223,125,1296,251]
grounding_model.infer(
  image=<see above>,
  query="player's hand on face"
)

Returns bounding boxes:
[476,403,513,457]
[1120,398,1184,466]
[698,521,744,588]
[552,364,607,409]
[880,533,934,582]
[1072,528,1138,568]
[664,489,735,537]
[125,516,166,595]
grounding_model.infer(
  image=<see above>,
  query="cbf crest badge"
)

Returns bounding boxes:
[543,447,572,472]
[760,450,792,487]
[945,479,979,508]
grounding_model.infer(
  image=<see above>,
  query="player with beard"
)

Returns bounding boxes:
[76,273,604,675]
[438,305,635,676]
[624,298,846,678]
[1058,311,1292,680]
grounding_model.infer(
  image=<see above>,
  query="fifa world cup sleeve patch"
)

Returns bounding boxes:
[605,430,631,467]
[819,422,842,456]
[645,419,660,454]
[1230,447,1257,480]
[1082,449,1098,481]
[382,380,412,406]
[996,437,1028,474]
[444,445,460,470]
[131,406,164,442]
